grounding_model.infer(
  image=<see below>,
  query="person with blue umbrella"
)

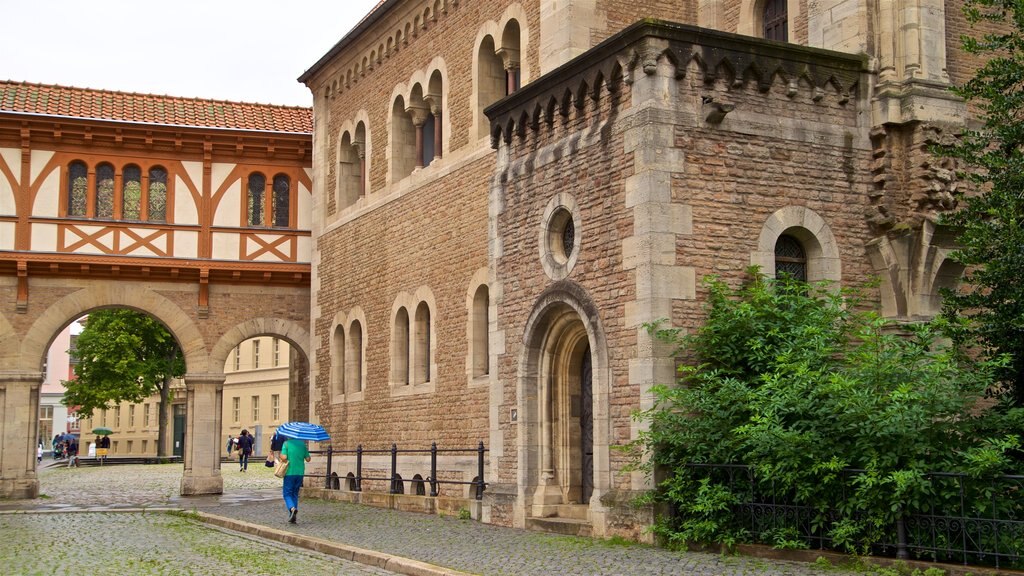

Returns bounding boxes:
[275,422,329,524]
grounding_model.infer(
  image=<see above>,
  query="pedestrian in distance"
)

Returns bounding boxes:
[265,430,284,468]
[97,435,110,465]
[66,436,79,468]
[37,442,42,464]
[236,429,255,472]
[279,436,310,524]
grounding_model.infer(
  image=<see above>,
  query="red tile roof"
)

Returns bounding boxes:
[0,81,312,133]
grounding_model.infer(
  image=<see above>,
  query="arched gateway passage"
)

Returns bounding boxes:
[0,279,310,499]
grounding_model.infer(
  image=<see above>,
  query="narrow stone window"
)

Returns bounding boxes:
[472,285,489,377]
[347,320,363,393]
[95,163,115,219]
[148,167,168,222]
[414,302,431,384]
[332,324,346,398]
[763,0,788,42]
[247,173,266,226]
[774,234,807,281]
[272,174,290,227]
[122,164,142,220]
[67,161,88,216]
[392,308,410,385]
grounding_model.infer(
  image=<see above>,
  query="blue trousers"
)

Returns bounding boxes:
[239,451,250,470]
[282,474,303,512]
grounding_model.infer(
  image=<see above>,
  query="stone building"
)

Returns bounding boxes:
[298,0,974,538]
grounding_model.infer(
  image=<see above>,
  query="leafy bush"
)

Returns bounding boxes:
[637,269,1024,558]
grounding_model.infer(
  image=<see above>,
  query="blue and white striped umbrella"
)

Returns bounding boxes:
[276,421,330,442]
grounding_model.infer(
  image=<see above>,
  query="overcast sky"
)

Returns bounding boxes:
[0,0,382,107]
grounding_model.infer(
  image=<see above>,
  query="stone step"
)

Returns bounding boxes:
[526,516,593,537]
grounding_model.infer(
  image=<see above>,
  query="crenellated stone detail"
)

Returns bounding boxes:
[487,20,867,147]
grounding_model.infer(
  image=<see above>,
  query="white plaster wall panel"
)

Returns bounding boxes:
[31,163,60,218]
[211,232,240,260]
[31,223,58,252]
[247,233,290,262]
[0,148,19,215]
[176,230,199,258]
[175,161,203,225]
[297,175,312,230]
[29,150,54,186]
[297,236,311,263]
[121,226,168,257]
[0,149,15,216]
[63,225,114,255]
[0,222,14,250]
[211,163,239,227]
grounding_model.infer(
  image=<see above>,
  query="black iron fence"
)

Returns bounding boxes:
[683,463,1024,569]
[309,442,488,500]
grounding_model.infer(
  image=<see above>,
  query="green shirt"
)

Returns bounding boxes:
[280,439,310,477]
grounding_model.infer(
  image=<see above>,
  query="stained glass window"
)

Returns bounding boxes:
[272,174,290,228]
[96,163,115,219]
[122,165,142,220]
[248,173,265,226]
[774,234,807,281]
[67,161,88,216]
[148,167,168,222]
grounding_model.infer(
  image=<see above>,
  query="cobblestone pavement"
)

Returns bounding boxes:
[0,463,871,576]
[0,510,400,576]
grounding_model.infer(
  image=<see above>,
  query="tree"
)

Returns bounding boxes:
[939,0,1024,406]
[62,309,185,457]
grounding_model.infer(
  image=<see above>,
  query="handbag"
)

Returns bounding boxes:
[273,458,289,478]
[264,454,275,468]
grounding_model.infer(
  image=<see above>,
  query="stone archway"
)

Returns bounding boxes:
[518,282,609,525]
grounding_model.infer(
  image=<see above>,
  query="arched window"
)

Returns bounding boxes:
[148,167,168,222]
[392,307,410,385]
[346,321,363,393]
[247,173,266,226]
[391,97,417,180]
[774,234,806,281]
[95,163,115,219]
[332,324,345,398]
[272,174,290,227]
[763,0,788,42]
[414,302,431,384]
[122,164,142,220]
[472,285,489,377]
[67,161,88,216]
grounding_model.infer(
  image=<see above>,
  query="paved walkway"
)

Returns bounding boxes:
[2,463,873,576]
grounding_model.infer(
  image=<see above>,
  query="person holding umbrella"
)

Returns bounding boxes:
[276,422,329,524]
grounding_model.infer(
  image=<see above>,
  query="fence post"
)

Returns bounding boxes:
[896,507,909,560]
[476,441,485,500]
[390,443,398,494]
[355,444,363,492]
[430,442,438,497]
[325,445,333,489]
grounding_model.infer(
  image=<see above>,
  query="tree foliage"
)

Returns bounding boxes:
[62,309,185,418]
[939,0,1024,406]
[637,270,1024,554]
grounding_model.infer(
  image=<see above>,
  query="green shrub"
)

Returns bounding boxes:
[636,269,1024,557]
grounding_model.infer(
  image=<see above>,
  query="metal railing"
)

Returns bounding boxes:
[309,441,488,500]
[681,464,1024,569]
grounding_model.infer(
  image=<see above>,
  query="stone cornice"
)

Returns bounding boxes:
[486,19,870,147]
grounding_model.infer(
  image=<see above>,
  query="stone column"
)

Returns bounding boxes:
[0,371,43,499]
[353,139,366,198]
[180,373,225,496]
[406,104,429,169]
[497,48,520,95]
